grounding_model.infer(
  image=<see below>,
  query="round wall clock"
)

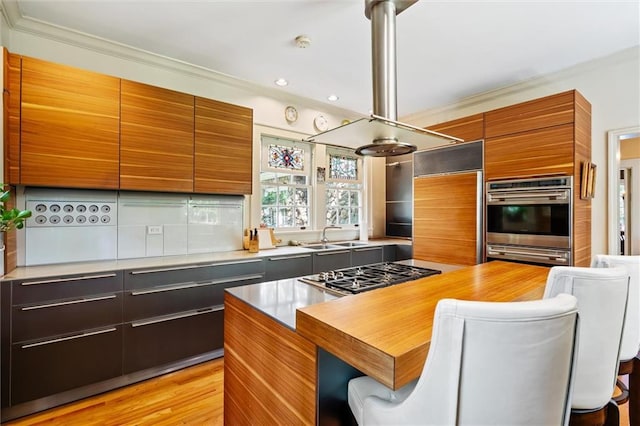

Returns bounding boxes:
[284,106,298,123]
[314,114,329,132]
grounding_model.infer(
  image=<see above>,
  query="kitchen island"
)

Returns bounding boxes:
[224,260,550,425]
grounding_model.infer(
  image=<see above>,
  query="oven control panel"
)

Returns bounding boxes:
[27,200,117,227]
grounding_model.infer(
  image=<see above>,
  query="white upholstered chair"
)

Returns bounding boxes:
[592,254,640,422]
[543,266,630,426]
[347,294,580,425]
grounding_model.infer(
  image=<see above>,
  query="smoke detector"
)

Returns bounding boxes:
[295,35,311,48]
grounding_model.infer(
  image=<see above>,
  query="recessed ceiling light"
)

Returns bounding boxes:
[275,78,288,87]
[327,94,339,102]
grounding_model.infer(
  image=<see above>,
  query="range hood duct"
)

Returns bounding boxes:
[305,0,463,157]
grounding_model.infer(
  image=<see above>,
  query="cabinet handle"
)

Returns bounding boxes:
[130,259,262,275]
[268,254,311,261]
[353,247,381,252]
[130,273,263,296]
[131,306,223,328]
[21,294,117,311]
[21,273,117,286]
[315,250,350,256]
[21,327,117,349]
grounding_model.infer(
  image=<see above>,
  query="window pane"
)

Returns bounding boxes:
[326,209,337,225]
[261,207,276,227]
[350,191,359,206]
[278,207,293,227]
[338,208,350,224]
[268,144,304,171]
[338,190,350,206]
[350,207,360,224]
[326,190,338,207]
[261,187,277,205]
[329,154,358,180]
[292,175,307,185]
[278,187,294,206]
[295,188,309,206]
[295,207,309,226]
[260,172,279,184]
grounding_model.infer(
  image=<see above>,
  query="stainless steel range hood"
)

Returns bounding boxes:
[304,0,463,156]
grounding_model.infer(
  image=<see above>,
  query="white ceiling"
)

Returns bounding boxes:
[10,0,640,116]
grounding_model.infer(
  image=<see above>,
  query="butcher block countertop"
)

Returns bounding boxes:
[295,260,550,391]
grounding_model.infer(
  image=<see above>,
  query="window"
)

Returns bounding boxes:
[260,136,311,229]
[325,148,362,227]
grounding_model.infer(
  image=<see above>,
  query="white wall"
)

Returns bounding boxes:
[403,46,640,257]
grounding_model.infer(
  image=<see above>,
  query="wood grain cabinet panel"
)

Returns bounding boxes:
[413,172,481,266]
[120,80,194,192]
[426,113,484,142]
[3,49,21,185]
[194,97,253,194]
[20,57,120,189]
[484,90,575,138]
[484,123,575,181]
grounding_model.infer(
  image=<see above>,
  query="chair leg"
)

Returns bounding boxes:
[605,400,620,426]
[630,356,640,426]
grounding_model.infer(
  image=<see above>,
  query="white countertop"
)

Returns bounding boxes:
[2,238,411,281]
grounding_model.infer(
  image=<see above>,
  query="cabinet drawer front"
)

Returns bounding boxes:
[351,247,384,267]
[13,292,122,342]
[312,252,352,274]
[265,254,313,281]
[12,325,123,405]
[125,259,263,290]
[13,271,123,305]
[123,308,223,374]
[124,273,263,321]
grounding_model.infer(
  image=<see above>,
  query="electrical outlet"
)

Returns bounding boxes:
[147,225,163,235]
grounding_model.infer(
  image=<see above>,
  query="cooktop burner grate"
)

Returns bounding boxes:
[299,262,441,295]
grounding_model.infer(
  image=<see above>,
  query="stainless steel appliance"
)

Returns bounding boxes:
[299,262,441,296]
[486,176,572,265]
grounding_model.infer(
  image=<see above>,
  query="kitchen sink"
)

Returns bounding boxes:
[304,244,342,250]
[334,242,370,247]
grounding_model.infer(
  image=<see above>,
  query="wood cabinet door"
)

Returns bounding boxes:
[194,97,253,194]
[3,49,21,185]
[426,113,484,142]
[413,172,481,266]
[20,57,120,189]
[484,90,575,138]
[120,80,194,192]
[484,123,574,181]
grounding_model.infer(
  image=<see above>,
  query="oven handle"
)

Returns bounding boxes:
[488,191,569,201]
[487,247,568,261]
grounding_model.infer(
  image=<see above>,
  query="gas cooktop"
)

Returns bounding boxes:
[299,262,441,296]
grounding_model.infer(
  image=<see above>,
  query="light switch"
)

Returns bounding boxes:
[147,225,163,235]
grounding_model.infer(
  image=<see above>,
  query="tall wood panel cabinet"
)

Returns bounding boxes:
[120,80,195,192]
[194,97,253,194]
[426,113,484,142]
[3,49,21,185]
[484,90,592,266]
[20,57,120,189]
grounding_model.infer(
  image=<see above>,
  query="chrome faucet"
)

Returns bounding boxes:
[321,225,342,244]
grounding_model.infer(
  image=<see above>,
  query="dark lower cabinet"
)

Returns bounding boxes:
[11,325,123,404]
[351,246,383,267]
[264,254,313,281]
[123,308,223,373]
[312,249,352,273]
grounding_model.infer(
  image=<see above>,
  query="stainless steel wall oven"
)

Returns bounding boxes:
[486,176,572,266]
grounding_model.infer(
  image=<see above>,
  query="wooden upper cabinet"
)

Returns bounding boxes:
[484,123,575,181]
[194,97,253,194]
[426,113,484,142]
[3,49,21,185]
[120,80,194,192]
[413,171,481,266]
[20,57,120,189]
[484,90,576,138]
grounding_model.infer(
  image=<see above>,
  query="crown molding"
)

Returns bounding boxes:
[0,0,360,118]
[402,45,640,126]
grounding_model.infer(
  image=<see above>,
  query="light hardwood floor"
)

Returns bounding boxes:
[4,358,631,425]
